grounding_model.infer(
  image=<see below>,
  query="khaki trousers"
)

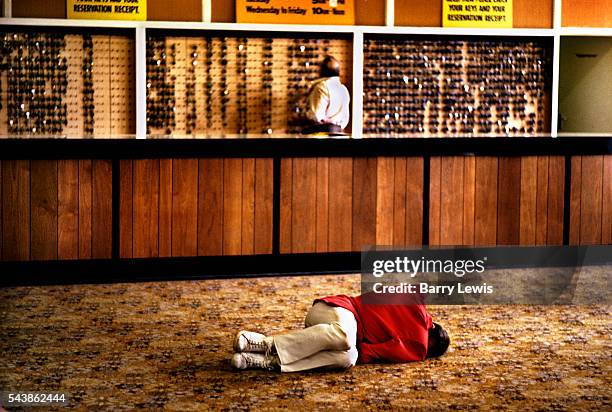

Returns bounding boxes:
[272,302,358,373]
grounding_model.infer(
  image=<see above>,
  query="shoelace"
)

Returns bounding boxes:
[245,354,274,370]
[245,355,264,369]
[245,336,268,352]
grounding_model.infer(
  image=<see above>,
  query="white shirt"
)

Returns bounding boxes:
[307,76,351,129]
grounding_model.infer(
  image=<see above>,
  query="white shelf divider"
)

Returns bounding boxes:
[560,27,612,37]
[359,26,555,36]
[554,0,562,31]
[550,0,562,137]
[202,0,211,23]
[0,17,142,28]
[3,0,11,18]
[351,31,364,139]
[0,18,562,38]
[385,0,394,27]
[135,25,147,139]
[551,33,561,137]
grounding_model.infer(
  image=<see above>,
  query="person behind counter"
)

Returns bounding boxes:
[302,56,351,135]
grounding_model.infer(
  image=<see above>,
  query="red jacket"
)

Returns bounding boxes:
[315,294,433,364]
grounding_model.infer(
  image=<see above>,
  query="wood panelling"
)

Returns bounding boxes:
[474,157,498,246]
[280,158,293,254]
[223,158,243,255]
[78,160,93,259]
[441,157,464,245]
[429,157,441,246]
[579,156,603,244]
[281,157,355,253]
[254,158,273,254]
[375,157,394,246]
[431,157,471,246]
[395,0,552,28]
[172,159,199,257]
[430,156,564,247]
[356,0,386,26]
[159,159,173,257]
[430,156,502,246]
[198,159,223,256]
[462,157,476,245]
[354,157,377,249]
[212,0,235,23]
[30,160,58,260]
[562,0,612,27]
[514,0,553,28]
[405,158,424,246]
[519,156,566,246]
[1,159,112,261]
[119,160,133,259]
[280,157,423,253]
[148,0,202,21]
[603,156,612,245]
[1,154,608,263]
[58,160,79,259]
[395,0,443,27]
[535,156,549,245]
[570,156,610,245]
[377,157,424,247]
[133,159,159,258]
[497,157,521,245]
[315,158,330,252]
[291,158,317,253]
[2,161,30,261]
[328,158,354,252]
[120,158,273,258]
[519,157,538,245]
[0,161,2,259]
[569,156,582,245]
[12,0,65,18]
[546,157,565,245]
[392,157,407,246]
[241,159,256,255]
[92,161,113,258]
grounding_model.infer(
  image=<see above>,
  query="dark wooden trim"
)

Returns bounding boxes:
[422,156,430,245]
[146,28,354,40]
[112,159,121,259]
[0,25,134,36]
[0,137,610,160]
[1,245,609,287]
[563,155,572,245]
[272,156,281,255]
[0,252,361,287]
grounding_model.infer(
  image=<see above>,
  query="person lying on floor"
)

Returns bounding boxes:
[231,293,450,372]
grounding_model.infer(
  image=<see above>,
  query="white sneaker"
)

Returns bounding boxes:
[233,330,273,353]
[231,352,280,371]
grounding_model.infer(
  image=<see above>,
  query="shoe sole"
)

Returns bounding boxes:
[233,331,245,352]
[231,353,245,369]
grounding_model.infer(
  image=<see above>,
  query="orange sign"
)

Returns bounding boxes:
[236,0,354,25]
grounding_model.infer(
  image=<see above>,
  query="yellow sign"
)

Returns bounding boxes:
[236,0,354,25]
[443,0,513,28]
[67,0,147,21]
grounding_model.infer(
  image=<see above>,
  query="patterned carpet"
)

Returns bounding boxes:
[0,274,610,411]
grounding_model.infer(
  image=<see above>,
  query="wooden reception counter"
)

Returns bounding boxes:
[0,137,610,285]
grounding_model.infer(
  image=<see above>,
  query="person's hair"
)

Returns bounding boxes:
[427,322,450,358]
[320,56,341,78]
